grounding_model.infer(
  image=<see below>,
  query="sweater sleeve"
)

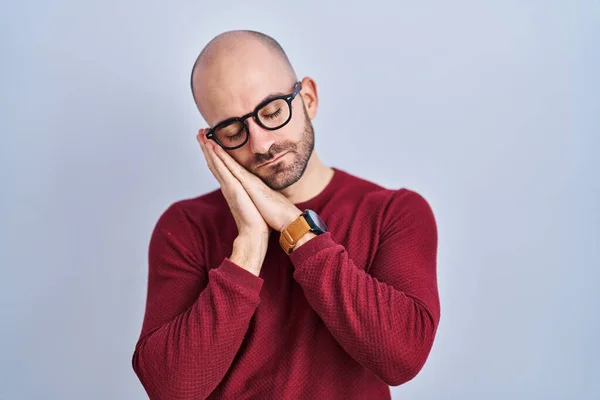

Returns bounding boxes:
[132,203,264,400]
[289,189,440,386]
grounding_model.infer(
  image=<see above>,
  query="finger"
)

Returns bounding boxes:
[196,128,211,155]
[197,129,209,157]
[205,139,242,188]
[197,129,246,192]
[197,131,215,170]
[219,152,269,202]
[197,129,226,185]
[213,144,255,185]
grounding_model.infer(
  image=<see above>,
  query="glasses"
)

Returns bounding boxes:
[206,82,302,150]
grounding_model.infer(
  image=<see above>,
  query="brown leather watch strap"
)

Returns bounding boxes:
[279,214,312,254]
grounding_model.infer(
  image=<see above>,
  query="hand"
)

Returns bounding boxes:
[197,129,269,274]
[209,140,302,232]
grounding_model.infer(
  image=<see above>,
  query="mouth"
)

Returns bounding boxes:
[257,152,289,169]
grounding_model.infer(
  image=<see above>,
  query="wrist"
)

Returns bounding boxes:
[293,231,317,250]
[231,235,267,276]
[279,206,303,232]
[279,209,327,254]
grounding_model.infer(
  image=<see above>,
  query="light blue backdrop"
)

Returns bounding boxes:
[1,1,598,399]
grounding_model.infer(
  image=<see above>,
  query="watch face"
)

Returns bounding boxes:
[305,209,328,234]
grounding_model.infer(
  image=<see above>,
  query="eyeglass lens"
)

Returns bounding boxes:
[213,98,291,149]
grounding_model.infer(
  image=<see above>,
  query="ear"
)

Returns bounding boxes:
[299,76,319,120]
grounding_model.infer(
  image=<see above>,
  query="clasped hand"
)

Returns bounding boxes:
[197,129,301,238]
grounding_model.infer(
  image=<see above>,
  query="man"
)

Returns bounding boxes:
[132,30,440,399]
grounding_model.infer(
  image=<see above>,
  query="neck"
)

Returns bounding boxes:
[279,151,334,204]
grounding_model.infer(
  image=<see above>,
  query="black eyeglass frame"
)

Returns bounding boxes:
[205,81,303,150]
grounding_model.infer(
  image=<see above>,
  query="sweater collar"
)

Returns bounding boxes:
[293,167,346,212]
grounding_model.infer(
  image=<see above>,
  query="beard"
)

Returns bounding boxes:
[250,106,315,191]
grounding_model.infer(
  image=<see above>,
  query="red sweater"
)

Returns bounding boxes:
[132,168,440,399]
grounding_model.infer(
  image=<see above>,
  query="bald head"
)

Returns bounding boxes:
[189,30,320,191]
[190,30,297,116]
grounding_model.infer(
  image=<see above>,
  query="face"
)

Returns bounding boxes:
[245,99,315,190]
[193,39,319,191]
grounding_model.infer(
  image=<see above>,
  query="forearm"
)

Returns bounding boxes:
[230,234,268,276]
[290,234,439,386]
[132,259,263,399]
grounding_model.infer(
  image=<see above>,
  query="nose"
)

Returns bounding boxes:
[247,118,276,155]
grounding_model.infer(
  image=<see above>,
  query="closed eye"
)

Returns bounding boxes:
[264,108,283,120]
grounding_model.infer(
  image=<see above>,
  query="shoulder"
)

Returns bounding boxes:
[146,188,231,265]
[386,188,435,217]
[335,168,436,229]
[162,187,228,219]
[336,168,433,211]
[151,188,229,236]
[380,188,437,243]
[334,168,388,194]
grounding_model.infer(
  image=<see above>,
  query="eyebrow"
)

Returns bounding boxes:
[257,90,287,105]
[212,88,290,127]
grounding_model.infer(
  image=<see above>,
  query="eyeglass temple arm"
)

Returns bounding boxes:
[292,81,302,97]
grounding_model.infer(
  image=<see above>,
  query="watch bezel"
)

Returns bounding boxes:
[302,209,328,234]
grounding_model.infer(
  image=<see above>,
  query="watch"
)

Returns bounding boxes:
[279,209,328,254]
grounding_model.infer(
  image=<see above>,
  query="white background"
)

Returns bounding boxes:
[1,1,598,399]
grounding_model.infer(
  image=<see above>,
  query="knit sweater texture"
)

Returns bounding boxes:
[132,167,440,399]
